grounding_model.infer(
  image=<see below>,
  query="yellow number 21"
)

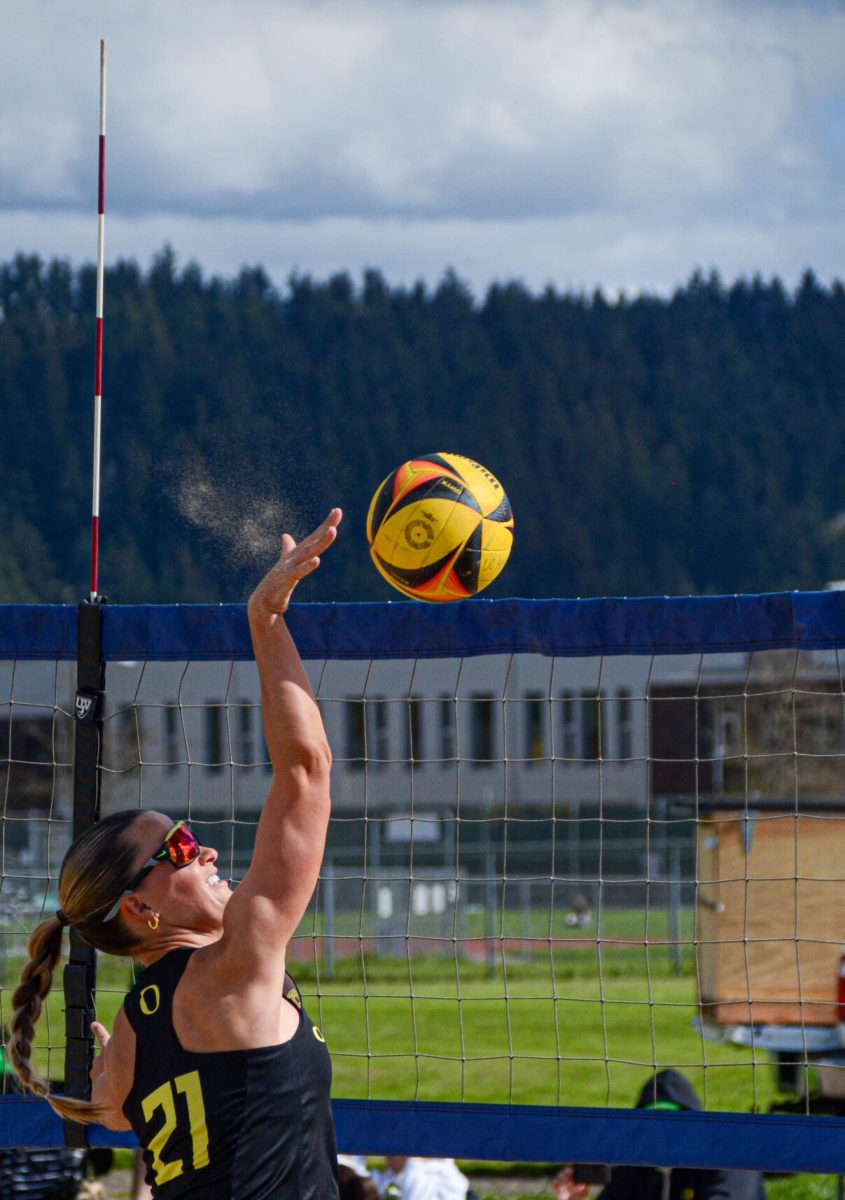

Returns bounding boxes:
[141,1070,210,1186]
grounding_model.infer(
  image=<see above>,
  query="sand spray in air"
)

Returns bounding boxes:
[171,456,306,571]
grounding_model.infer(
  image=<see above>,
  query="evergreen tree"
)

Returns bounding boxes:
[1,254,844,603]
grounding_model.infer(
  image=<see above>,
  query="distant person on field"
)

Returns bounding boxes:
[564,893,592,928]
[552,1070,766,1200]
[371,1156,478,1200]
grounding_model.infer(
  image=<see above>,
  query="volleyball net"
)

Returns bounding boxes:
[2,594,845,1169]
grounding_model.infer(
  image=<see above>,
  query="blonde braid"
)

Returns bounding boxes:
[9,914,64,1101]
[10,915,114,1124]
[10,810,150,1123]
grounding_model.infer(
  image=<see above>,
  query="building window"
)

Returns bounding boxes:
[617,690,633,760]
[795,692,844,754]
[580,693,602,760]
[1,716,56,811]
[710,706,742,758]
[525,693,545,762]
[405,699,423,762]
[205,706,225,772]
[346,701,366,769]
[115,707,141,771]
[163,707,180,772]
[470,695,496,761]
[439,697,456,760]
[238,702,255,765]
[559,692,576,759]
[368,699,390,763]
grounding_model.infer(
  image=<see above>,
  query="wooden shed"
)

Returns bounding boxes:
[697,801,845,1026]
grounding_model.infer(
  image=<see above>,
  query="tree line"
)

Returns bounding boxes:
[2,249,845,604]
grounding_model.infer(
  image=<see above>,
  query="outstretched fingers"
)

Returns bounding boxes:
[296,508,343,555]
[280,509,342,567]
[251,509,343,615]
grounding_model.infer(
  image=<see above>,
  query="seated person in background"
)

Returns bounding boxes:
[552,1070,767,1200]
[371,1156,478,1200]
[338,1155,380,1200]
[564,894,592,928]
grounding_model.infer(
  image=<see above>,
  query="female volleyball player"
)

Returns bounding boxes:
[10,509,343,1199]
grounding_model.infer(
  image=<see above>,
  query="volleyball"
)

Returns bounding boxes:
[365,452,514,602]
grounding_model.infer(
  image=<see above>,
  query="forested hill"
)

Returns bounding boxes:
[3,250,845,604]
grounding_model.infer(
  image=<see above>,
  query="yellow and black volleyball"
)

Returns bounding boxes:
[366,452,514,602]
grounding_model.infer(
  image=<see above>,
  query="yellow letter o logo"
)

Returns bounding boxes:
[312,1026,326,1043]
[140,985,161,1016]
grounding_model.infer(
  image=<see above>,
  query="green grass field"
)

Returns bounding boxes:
[4,906,773,1114]
[313,969,778,1113]
[78,937,775,1113]
[300,900,698,946]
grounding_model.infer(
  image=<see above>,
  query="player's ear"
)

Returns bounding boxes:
[121,893,153,922]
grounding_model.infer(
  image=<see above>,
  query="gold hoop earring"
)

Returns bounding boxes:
[147,914,160,931]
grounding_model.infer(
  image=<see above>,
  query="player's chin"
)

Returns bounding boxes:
[201,878,231,910]
[200,886,230,930]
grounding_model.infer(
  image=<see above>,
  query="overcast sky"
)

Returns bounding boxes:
[2,0,845,297]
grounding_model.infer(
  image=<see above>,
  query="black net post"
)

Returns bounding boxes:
[64,599,106,1146]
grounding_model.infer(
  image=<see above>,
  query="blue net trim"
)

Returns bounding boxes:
[2,1098,844,1171]
[3,591,845,661]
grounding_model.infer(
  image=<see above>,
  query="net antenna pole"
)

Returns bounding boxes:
[90,37,107,603]
[63,40,109,1148]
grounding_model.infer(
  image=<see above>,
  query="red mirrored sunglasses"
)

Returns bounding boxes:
[105,821,201,921]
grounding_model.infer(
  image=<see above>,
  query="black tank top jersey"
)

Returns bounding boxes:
[122,948,338,1200]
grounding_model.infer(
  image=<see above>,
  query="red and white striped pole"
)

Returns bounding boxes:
[89,38,107,601]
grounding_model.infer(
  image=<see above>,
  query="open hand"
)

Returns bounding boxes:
[248,509,342,617]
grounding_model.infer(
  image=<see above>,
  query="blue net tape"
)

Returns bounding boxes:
[3,590,845,661]
[2,1099,845,1172]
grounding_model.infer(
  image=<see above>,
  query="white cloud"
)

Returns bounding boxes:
[1,0,844,288]
[2,207,843,299]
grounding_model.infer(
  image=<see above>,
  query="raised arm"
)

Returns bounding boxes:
[219,509,342,971]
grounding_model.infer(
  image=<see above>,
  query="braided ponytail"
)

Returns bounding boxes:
[9,915,110,1122]
[9,810,149,1124]
[9,914,64,1100]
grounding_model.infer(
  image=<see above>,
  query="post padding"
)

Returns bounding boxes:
[64,599,106,1147]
